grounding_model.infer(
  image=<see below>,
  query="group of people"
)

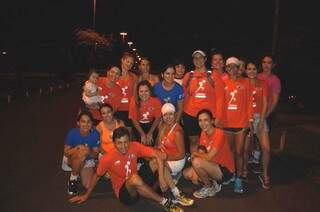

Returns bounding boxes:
[63,49,281,212]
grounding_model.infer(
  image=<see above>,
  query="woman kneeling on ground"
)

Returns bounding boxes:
[183,109,235,199]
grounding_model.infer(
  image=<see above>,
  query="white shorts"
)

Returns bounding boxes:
[167,157,186,176]
[61,155,95,171]
[253,113,269,134]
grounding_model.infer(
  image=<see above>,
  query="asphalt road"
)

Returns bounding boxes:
[2,87,320,212]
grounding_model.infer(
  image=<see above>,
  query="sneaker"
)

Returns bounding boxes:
[212,180,222,193]
[193,186,216,198]
[234,178,244,193]
[103,172,111,180]
[251,165,262,174]
[162,199,184,212]
[172,192,194,206]
[67,178,80,195]
[223,174,235,185]
[258,175,270,190]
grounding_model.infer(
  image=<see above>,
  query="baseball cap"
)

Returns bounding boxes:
[161,103,175,115]
[226,57,240,66]
[192,50,206,57]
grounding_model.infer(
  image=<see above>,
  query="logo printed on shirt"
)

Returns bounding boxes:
[140,112,150,123]
[124,161,132,179]
[164,96,171,103]
[228,89,238,110]
[195,80,207,98]
[252,90,257,108]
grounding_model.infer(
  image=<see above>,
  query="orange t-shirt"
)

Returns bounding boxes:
[159,123,183,157]
[182,71,225,121]
[97,120,124,153]
[199,129,235,173]
[96,142,155,198]
[250,79,268,114]
[90,77,122,120]
[128,97,161,123]
[116,73,137,111]
[223,77,252,128]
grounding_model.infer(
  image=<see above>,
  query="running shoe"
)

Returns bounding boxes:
[258,175,270,190]
[248,156,260,164]
[251,165,262,174]
[234,178,244,193]
[222,174,235,185]
[193,186,216,198]
[212,180,222,193]
[172,192,194,206]
[67,178,80,195]
[163,199,184,212]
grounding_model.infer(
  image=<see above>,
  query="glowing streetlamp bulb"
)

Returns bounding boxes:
[132,48,137,51]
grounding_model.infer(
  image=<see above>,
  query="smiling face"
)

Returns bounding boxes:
[114,135,130,154]
[246,63,258,79]
[162,67,175,84]
[121,56,134,72]
[139,59,150,74]
[226,63,240,78]
[198,113,214,133]
[162,112,175,125]
[193,53,206,69]
[138,85,151,102]
[211,54,224,71]
[77,114,92,134]
[107,67,121,82]
[100,106,114,123]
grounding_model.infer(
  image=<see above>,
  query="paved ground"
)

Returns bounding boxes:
[2,87,320,212]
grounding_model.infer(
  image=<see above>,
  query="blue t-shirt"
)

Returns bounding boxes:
[65,128,100,149]
[153,82,184,109]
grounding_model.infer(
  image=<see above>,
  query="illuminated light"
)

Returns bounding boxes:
[132,48,137,51]
[2,51,7,55]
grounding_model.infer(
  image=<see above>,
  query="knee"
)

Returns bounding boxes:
[128,174,143,187]
[191,157,203,169]
[183,169,191,180]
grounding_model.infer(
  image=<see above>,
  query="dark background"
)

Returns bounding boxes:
[1,0,319,110]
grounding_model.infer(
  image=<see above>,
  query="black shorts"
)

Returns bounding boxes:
[182,112,201,136]
[115,110,133,127]
[223,127,245,134]
[137,158,157,186]
[132,121,158,146]
[119,183,139,205]
[218,165,234,184]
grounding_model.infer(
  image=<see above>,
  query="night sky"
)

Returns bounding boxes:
[1,0,320,107]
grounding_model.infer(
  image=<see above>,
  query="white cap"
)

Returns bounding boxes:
[192,50,206,57]
[226,57,240,66]
[161,103,175,115]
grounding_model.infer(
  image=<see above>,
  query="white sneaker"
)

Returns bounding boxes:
[193,186,216,198]
[212,180,222,193]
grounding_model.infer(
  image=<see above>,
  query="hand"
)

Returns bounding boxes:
[77,144,89,155]
[156,150,167,160]
[141,134,147,145]
[146,133,153,145]
[69,194,89,204]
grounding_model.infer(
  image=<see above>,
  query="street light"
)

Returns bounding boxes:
[127,41,133,48]
[132,48,137,51]
[93,0,96,30]
[119,32,128,46]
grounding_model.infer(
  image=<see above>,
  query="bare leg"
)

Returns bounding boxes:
[189,135,199,153]
[80,167,94,189]
[183,167,200,185]
[234,131,245,177]
[125,174,164,203]
[192,157,223,186]
[69,153,86,176]
[243,133,251,178]
[258,132,270,180]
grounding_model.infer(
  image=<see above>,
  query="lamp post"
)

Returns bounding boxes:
[127,41,133,48]
[93,0,96,30]
[119,32,128,47]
